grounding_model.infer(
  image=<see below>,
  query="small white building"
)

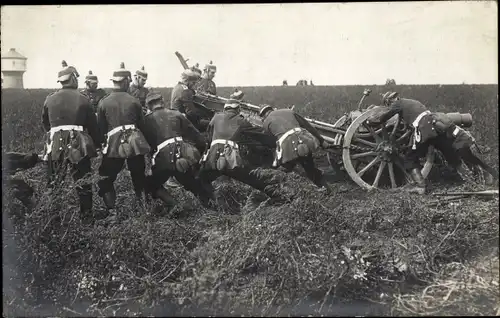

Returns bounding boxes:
[2,48,27,88]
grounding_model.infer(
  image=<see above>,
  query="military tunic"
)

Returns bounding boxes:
[128,84,150,108]
[170,82,209,131]
[262,109,327,188]
[80,88,107,113]
[194,77,217,95]
[142,108,213,205]
[41,87,100,215]
[199,110,288,202]
[96,90,153,197]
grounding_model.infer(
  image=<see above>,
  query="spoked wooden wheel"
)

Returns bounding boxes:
[342,108,435,191]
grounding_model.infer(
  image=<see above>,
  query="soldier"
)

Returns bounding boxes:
[198,98,290,204]
[170,69,209,132]
[41,60,100,223]
[191,63,202,78]
[128,66,150,110]
[80,70,107,114]
[3,152,43,208]
[142,93,215,210]
[96,62,154,213]
[194,61,217,95]
[368,91,498,194]
[258,105,334,193]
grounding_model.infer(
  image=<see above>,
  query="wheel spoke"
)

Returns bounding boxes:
[390,115,401,140]
[396,130,411,144]
[358,156,380,177]
[388,162,397,188]
[352,136,377,148]
[351,151,377,159]
[362,123,383,143]
[372,161,387,188]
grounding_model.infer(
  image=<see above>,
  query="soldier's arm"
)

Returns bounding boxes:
[180,114,207,153]
[142,115,158,152]
[238,119,277,148]
[134,101,155,147]
[41,97,51,132]
[82,95,101,145]
[206,117,216,145]
[181,89,203,118]
[371,100,403,124]
[294,112,325,143]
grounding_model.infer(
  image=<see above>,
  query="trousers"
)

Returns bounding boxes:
[97,155,146,196]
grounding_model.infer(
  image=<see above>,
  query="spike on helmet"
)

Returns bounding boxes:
[205,60,217,71]
[136,65,148,79]
[57,60,79,83]
[85,70,98,83]
[111,62,131,82]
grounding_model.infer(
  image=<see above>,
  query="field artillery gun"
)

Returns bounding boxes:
[175,52,476,191]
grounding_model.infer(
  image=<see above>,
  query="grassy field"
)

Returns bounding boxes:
[2,85,499,316]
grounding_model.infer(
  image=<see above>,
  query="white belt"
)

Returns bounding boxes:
[411,111,431,149]
[211,139,239,149]
[452,126,461,137]
[151,136,183,166]
[44,125,84,160]
[102,124,136,154]
[276,127,303,161]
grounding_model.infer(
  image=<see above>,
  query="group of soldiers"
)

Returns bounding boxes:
[5,59,498,225]
[30,59,339,224]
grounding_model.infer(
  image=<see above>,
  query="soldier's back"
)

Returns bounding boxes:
[45,88,90,126]
[264,108,300,138]
[396,98,428,124]
[99,91,142,129]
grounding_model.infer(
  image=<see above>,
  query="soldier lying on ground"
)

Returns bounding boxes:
[258,104,335,193]
[96,62,154,215]
[198,98,291,204]
[368,91,498,194]
[3,152,42,207]
[42,60,101,223]
[142,92,215,212]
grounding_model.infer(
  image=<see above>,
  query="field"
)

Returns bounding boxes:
[2,85,499,316]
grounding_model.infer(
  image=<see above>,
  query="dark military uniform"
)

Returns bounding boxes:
[199,109,289,202]
[42,87,100,216]
[142,108,214,207]
[373,98,498,184]
[170,82,210,132]
[80,88,107,113]
[128,83,150,109]
[262,108,330,189]
[3,152,41,207]
[194,77,217,95]
[96,90,153,204]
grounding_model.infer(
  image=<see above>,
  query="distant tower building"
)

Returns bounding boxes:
[1,48,27,88]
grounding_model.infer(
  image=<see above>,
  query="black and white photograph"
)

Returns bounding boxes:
[2,2,498,316]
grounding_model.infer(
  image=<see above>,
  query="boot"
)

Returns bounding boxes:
[406,168,426,195]
[102,189,116,210]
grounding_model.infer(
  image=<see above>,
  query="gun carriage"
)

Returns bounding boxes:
[175,52,474,191]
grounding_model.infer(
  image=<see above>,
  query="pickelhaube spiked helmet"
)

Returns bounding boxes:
[181,69,200,81]
[57,60,80,83]
[381,91,399,105]
[111,62,132,82]
[85,70,98,83]
[135,66,148,80]
[204,60,217,71]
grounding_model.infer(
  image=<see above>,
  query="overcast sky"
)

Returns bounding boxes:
[1,2,497,88]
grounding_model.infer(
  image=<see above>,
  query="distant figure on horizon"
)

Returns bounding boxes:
[310,80,314,86]
[282,80,288,86]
